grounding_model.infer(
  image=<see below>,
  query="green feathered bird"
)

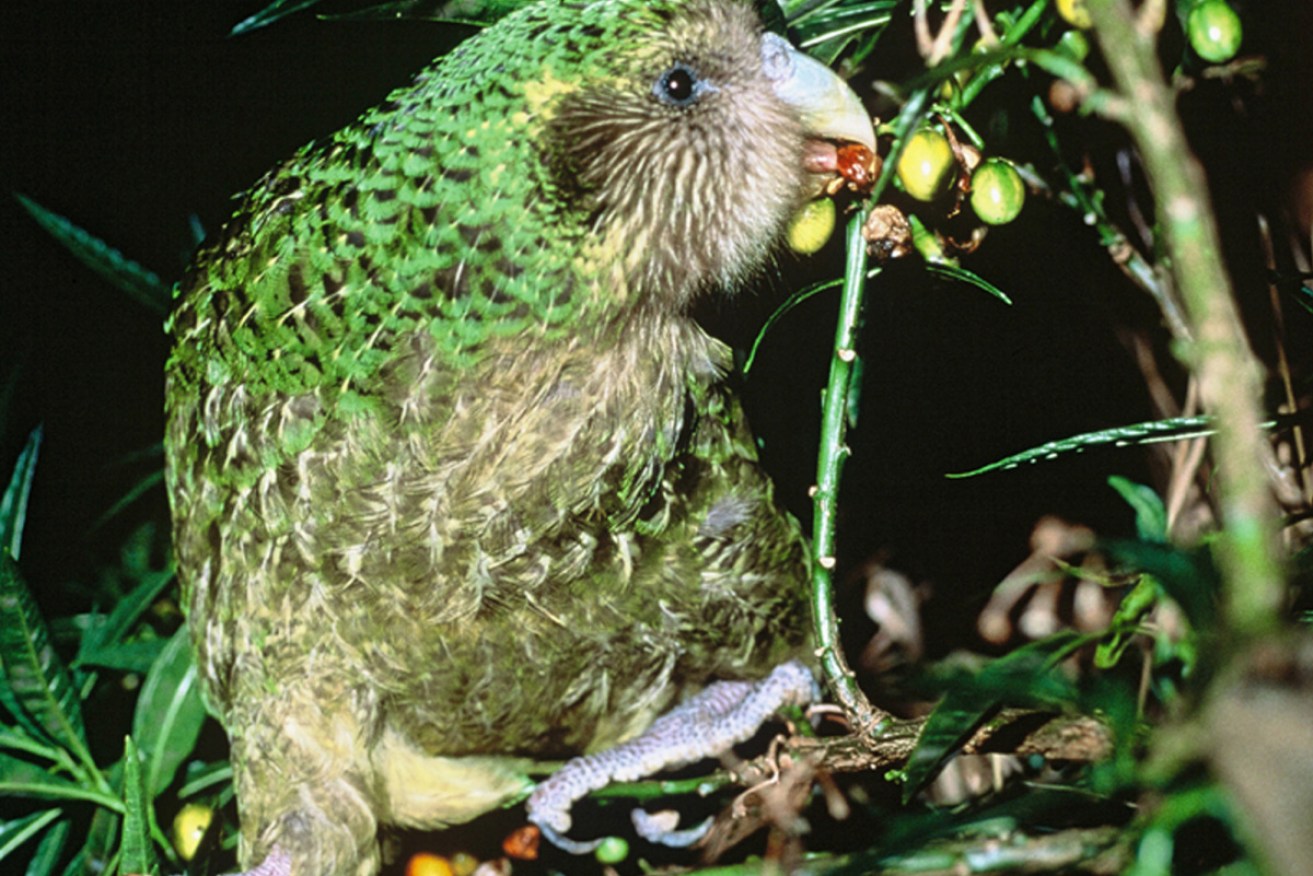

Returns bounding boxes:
[164,1,873,873]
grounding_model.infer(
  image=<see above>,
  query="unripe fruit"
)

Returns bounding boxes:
[896,128,955,202]
[970,159,1026,225]
[1187,0,1242,64]
[787,198,837,254]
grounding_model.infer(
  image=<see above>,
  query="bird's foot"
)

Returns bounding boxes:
[221,847,292,876]
[525,660,818,853]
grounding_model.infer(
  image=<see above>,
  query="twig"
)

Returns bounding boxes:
[1257,214,1311,509]
[721,710,1116,794]
[1030,96,1192,343]
[688,825,1133,875]
[913,0,969,66]
[971,0,997,47]
[1086,1,1284,636]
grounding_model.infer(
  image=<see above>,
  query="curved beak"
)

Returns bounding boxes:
[762,32,875,151]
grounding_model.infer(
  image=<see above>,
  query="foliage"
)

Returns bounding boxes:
[4,0,1311,874]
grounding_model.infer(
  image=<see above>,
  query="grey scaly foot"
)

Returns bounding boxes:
[525,660,819,853]
[220,848,292,876]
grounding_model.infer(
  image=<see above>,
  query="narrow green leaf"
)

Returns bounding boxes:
[0,809,62,863]
[0,426,42,560]
[924,262,1013,305]
[742,278,841,376]
[117,738,156,876]
[0,553,87,752]
[0,752,90,803]
[76,567,173,670]
[91,470,165,533]
[57,848,86,876]
[80,809,121,876]
[899,684,991,802]
[1108,476,1168,542]
[790,1,896,65]
[0,727,63,764]
[12,195,166,314]
[75,640,167,676]
[24,814,69,876]
[946,416,1224,478]
[230,0,324,35]
[132,629,206,796]
[176,761,233,799]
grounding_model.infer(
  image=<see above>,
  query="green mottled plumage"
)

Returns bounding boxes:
[165,1,867,874]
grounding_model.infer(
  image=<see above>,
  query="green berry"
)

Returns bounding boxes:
[1055,29,1090,62]
[970,159,1025,226]
[1187,0,1242,64]
[594,836,630,864]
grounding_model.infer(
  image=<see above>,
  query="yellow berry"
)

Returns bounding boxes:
[895,128,955,202]
[786,197,837,255]
[1056,0,1092,29]
[171,803,213,862]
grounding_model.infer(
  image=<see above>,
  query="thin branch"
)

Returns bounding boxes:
[1086,2,1284,635]
[810,213,884,737]
[763,709,1115,776]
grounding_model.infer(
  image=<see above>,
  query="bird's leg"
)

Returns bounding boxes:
[226,697,382,876]
[525,660,819,853]
[371,727,535,829]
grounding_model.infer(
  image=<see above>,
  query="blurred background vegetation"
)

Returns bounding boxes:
[3,0,1312,874]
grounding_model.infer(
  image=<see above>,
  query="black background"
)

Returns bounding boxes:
[4,0,1310,655]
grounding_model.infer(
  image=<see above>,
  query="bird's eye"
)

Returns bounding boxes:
[654,64,705,108]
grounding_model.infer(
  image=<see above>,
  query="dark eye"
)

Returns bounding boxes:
[654,64,704,108]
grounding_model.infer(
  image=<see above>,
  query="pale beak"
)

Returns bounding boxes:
[762,32,876,152]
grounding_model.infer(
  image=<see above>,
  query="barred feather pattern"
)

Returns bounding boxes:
[164,1,830,874]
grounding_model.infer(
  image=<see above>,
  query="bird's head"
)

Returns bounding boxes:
[418,0,876,316]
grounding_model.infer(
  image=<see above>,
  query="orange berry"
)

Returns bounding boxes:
[502,824,541,860]
[405,852,454,876]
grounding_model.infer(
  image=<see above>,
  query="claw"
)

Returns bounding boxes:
[631,809,714,848]
[525,660,818,853]
[533,823,605,856]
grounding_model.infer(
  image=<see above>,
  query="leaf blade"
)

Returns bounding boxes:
[0,554,88,753]
[12,195,166,314]
[132,629,207,797]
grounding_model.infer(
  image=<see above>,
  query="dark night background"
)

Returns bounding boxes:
[3,0,1310,656]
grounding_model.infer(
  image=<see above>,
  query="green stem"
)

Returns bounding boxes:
[1086,2,1283,635]
[1028,93,1191,343]
[810,213,883,736]
[0,781,126,813]
[806,81,936,738]
[957,0,1051,107]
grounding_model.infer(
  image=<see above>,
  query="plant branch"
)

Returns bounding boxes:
[1086,1,1284,636]
[810,213,884,736]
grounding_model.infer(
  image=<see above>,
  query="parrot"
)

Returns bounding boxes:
[162,0,875,874]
